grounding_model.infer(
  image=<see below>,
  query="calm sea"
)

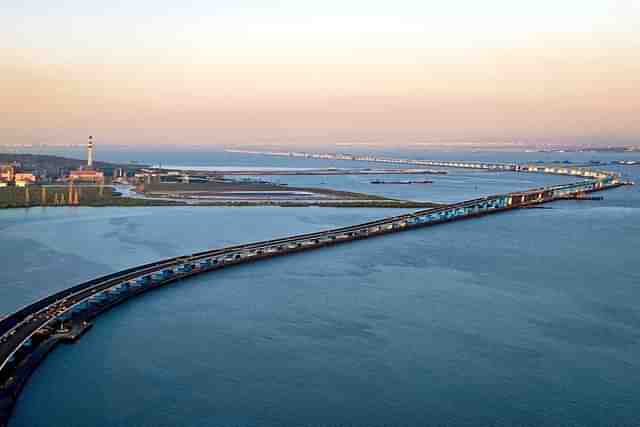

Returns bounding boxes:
[1,150,639,426]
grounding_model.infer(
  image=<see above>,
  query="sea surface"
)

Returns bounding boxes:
[1,150,639,426]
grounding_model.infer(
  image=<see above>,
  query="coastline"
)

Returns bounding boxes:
[0,197,441,209]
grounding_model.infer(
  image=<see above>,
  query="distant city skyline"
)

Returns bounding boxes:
[1,0,639,147]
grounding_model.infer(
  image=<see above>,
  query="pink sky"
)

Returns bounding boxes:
[1,1,639,147]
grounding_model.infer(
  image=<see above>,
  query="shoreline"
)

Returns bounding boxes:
[1,178,438,209]
[0,197,441,210]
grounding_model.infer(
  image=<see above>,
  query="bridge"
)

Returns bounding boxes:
[225,149,617,181]
[0,163,630,426]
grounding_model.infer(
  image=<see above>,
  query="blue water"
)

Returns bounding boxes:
[243,170,576,204]
[29,146,639,203]
[1,151,639,426]
[29,145,640,167]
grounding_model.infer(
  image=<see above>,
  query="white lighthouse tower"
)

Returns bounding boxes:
[87,135,94,169]
[68,135,104,183]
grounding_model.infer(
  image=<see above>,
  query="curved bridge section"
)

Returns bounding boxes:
[0,166,629,426]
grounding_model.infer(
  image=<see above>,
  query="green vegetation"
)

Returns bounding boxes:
[0,185,184,209]
[0,183,440,210]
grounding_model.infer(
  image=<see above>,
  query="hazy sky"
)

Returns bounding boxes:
[1,1,639,147]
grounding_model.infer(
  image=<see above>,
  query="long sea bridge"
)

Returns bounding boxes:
[0,161,630,426]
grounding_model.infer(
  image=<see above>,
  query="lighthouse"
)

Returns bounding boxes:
[87,135,94,169]
[68,135,104,183]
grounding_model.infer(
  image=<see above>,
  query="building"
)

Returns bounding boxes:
[14,172,38,187]
[0,164,15,182]
[0,164,42,186]
[67,135,104,183]
[68,169,105,183]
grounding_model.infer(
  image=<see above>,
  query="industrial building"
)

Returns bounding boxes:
[0,164,15,182]
[67,136,105,183]
[14,172,38,187]
[68,170,105,183]
[0,163,40,187]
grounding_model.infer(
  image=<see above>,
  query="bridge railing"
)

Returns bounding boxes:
[0,257,186,337]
